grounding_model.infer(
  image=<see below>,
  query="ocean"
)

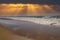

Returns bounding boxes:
[0,15,60,26]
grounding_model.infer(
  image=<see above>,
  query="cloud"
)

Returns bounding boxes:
[0,0,60,5]
[50,5,60,13]
[0,4,60,16]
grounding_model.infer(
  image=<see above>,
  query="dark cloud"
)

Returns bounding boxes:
[48,5,60,13]
[52,5,60,12]
[0,0,60,5]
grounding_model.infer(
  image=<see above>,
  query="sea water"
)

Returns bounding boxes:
[0,15,60,26]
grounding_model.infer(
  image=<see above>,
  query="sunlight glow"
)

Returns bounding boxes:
[0,4,56,16]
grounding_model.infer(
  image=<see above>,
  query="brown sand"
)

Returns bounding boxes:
[0,24,33,40]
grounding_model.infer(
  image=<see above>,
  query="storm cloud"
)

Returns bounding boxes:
[0,0,60,5]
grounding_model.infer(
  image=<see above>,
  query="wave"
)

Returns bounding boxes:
[0,15,60,26]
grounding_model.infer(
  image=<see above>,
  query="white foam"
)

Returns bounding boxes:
[6,17,60,26]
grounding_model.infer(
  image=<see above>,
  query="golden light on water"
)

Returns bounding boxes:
[0,4,56,16]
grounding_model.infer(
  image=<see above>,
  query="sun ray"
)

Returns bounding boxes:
[0,4,57,16]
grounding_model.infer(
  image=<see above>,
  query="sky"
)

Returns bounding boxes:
[0,0,60,4]
[0,0,60,16]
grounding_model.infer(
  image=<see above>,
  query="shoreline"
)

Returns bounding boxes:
[0,19,60,40]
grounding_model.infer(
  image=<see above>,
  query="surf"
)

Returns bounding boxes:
[0,15,60,26]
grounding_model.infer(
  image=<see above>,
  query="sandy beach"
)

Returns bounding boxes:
[0,24,34,40]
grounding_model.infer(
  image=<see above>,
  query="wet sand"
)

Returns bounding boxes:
[0,19,60,40]
[0,24,33,40]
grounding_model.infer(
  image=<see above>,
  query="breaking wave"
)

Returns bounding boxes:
[0,15,60,26]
